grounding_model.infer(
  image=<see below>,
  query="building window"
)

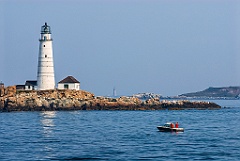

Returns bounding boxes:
[45,55,47,58]
[64,84,69,89]
[43,45,45,47]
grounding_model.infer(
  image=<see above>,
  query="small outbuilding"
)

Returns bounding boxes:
[58,76,80,90]
[16,85,25,91]
[0,81,4,96]
[25,80,37,90]
[0,81,4,88]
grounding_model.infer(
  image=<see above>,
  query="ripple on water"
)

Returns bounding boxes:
[1,108,240,160]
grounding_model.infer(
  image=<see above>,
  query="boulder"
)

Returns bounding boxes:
[4,86,16,97]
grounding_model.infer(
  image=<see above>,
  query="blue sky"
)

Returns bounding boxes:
[1,0,240,96]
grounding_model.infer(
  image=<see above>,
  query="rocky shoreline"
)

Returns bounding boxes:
[0,86,221,112]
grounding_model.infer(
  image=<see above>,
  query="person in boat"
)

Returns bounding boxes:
[170,123,174,128]
[175,122,179,128]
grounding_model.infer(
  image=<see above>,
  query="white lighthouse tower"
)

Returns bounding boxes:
[37,22,55,90]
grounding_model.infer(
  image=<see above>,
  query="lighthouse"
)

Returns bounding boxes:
[37,22,55,90]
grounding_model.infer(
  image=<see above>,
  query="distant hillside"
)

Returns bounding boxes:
[180,86,240,98]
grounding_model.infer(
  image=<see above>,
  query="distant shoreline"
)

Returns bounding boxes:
[133,87,240,100]
[160,97,240,100]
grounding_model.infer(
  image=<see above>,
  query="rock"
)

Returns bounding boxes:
[133,93,161,100]
[4,86,16,97]
[0,86,221,112]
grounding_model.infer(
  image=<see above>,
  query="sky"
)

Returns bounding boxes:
[1,0,240,96]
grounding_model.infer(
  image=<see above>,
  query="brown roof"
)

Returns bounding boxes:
[58,76,80,83]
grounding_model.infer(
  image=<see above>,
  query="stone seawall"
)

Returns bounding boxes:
[0,86,221,112]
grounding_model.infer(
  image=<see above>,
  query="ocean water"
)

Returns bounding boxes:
[1,100,240,161]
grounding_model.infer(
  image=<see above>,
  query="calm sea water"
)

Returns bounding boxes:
[1,100,240,161]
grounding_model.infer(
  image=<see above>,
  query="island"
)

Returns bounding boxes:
[179,86,240,99]
[0,86,221,112]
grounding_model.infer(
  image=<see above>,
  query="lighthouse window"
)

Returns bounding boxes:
[45,55,47,58]
[43,45,45,47]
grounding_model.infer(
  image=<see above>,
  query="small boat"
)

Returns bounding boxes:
[157,122,184,132]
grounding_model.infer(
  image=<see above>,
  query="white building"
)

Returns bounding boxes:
[37,22,55,90]
[25,80,37,90]
[58,76,80,90]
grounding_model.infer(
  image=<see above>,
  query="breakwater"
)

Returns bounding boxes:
[0,86,221,112]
